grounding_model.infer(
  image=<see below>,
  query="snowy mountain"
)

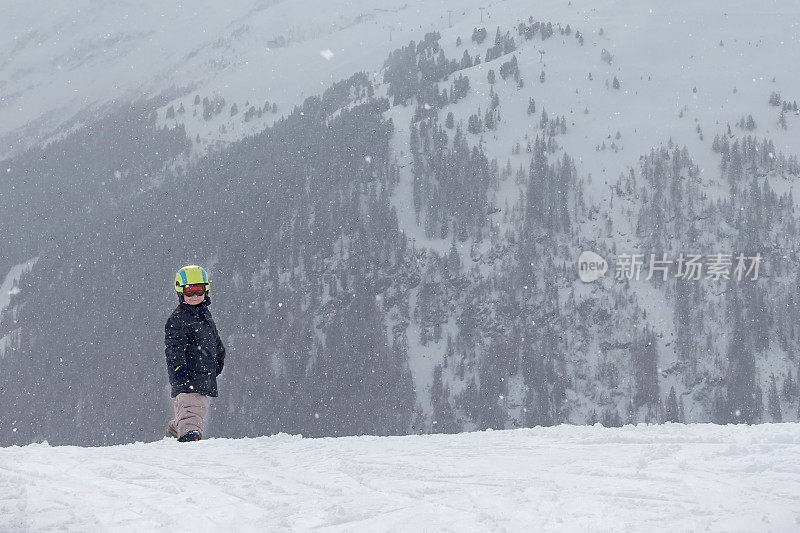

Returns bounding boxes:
[2,424,799,532]
[2,0,800,446]
[0,0,493,160]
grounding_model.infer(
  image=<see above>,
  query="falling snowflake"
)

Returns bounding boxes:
[320,49,334,60]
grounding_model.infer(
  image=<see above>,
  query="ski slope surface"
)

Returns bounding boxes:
[1,423,799,532]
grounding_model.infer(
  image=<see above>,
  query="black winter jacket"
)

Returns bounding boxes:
[165,298,226,398]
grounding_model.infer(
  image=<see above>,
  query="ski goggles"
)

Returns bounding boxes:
[182,284,207,297]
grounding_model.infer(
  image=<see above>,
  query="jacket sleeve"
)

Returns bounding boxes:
[165,315,189,369]
[216,334,226,376]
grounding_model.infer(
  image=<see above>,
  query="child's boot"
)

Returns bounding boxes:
[178,430,201,442]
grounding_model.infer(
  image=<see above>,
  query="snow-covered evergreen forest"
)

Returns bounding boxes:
[2,0,800,446]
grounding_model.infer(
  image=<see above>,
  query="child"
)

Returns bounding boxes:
[165,265,226,441]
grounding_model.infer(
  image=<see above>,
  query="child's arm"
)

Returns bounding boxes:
[165,315,189,370]
[216,334,226,376]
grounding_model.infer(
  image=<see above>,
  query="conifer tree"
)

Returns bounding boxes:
[665,386,680,422]
[768,374,782,422]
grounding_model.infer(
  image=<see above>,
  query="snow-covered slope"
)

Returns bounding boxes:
[7,0,800,163]
[0,0,476,158]
[0,257,36,315]
[373,0,800,425]
[0,257,36,359]
[1,423,799,532]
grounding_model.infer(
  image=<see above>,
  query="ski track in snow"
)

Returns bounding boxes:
[1,424,800,532]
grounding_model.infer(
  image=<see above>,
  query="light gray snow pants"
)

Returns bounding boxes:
[167,392,209,439]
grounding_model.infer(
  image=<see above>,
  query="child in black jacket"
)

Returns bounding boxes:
[166,265,225,441]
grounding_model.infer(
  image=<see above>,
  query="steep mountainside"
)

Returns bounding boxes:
[2,0,800,445]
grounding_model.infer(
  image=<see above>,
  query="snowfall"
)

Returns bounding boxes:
[3,1,800,531]
[1,423,799,532]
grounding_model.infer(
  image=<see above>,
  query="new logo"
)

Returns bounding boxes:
[578,251,607,282]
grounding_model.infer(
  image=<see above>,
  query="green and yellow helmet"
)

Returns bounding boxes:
[175,265,210,295]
